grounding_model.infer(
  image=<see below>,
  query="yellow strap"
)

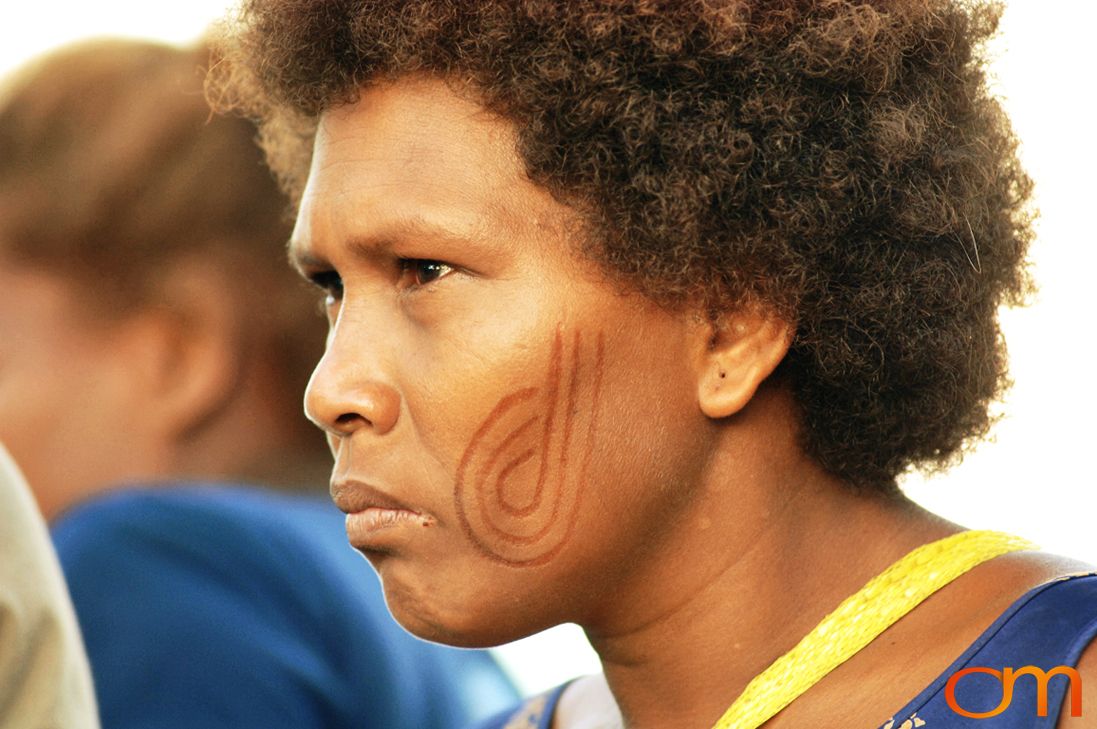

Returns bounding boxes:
[711,529,1039,729]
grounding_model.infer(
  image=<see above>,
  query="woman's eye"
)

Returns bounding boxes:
[400,259,454,287]
[308,270,344,304]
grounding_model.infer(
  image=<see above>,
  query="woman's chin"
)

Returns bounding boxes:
[378,571,547,648]
[385,596,521,648]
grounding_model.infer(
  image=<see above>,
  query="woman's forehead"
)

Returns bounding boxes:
[314,79,518,177]
[297,80,572,257]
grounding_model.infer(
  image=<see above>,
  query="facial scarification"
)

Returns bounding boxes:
[454,327,605,566]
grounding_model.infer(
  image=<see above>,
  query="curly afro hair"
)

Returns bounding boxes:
[208,0,1034,492]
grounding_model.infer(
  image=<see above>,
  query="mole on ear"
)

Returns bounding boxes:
[697,308,791,419]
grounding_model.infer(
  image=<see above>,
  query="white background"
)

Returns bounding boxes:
[2,0,1094,695]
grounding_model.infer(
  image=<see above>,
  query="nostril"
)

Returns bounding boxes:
[335,413,361,428]
[308,381,400,436]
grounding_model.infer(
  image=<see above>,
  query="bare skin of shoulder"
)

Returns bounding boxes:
[555,544,1094,729]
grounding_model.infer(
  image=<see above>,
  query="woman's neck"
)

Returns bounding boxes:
[572,391,959,728]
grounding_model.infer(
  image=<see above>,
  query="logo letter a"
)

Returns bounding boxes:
[945,667,1013,719]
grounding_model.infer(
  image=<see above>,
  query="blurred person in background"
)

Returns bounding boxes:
[0,441,99,729]
[0,38,517,729]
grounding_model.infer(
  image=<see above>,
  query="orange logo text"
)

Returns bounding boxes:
[944,665,1081,719]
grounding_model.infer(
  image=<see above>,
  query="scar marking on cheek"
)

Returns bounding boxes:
[496,448,537,516]
[483,416,538,476]
[454,327,605,567]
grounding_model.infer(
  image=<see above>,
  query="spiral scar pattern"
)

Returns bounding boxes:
[454,327,605,567]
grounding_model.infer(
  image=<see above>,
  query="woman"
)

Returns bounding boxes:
[0,39,517,729]
[209,1,1097,727]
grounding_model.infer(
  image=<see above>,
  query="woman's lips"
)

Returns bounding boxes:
[331,479,435,548]
[346,507,424,542]
[331,479,416,513]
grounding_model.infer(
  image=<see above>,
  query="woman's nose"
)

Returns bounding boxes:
[304,331,401,438]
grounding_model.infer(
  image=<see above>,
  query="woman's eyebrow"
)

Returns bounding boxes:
[346,215,486,255]
[290,215,492,274]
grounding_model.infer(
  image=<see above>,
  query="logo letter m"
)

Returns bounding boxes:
[1007,666,1082,718]
[945,665,1082,719]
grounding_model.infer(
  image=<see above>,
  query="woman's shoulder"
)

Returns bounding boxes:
[485,553,1097,729]
[880,566,1097,729]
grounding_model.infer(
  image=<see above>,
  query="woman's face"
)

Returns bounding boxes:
[0,264,161,518]
[295,78,715,645]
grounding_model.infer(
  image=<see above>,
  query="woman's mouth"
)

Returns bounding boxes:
[346,506,428,541]
[331,479,435,548]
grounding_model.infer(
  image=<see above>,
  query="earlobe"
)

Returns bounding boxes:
[696,310,792,419]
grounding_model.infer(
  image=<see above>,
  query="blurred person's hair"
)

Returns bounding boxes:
[0,39,327,475]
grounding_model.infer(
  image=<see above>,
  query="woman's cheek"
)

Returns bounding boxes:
[454,325,605,567]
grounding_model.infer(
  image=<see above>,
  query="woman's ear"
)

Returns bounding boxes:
[695,307,792,419]
[129,260,243,441]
